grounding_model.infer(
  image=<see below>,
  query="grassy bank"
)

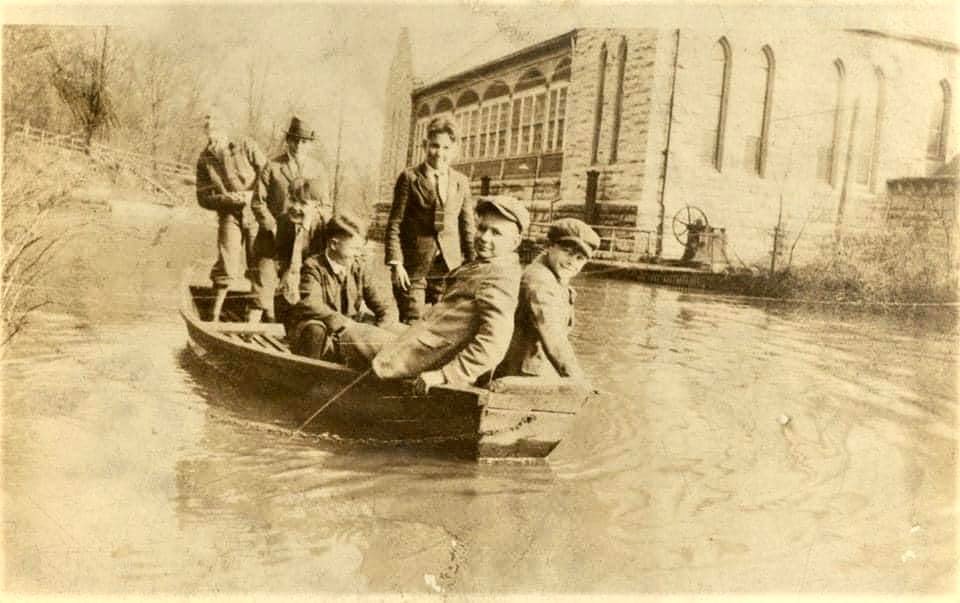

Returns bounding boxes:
[772,223,958,306]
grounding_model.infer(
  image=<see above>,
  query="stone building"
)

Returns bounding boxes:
[378,27,958,266]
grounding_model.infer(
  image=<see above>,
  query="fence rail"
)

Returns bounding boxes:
[14,123,195,180]
[528,221,655,260]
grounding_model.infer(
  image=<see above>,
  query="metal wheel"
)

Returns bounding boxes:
[672,206,709,244]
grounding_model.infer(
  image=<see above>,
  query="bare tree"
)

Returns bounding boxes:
[49,25,119,151]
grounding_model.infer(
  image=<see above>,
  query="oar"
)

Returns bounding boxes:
[289,368,373,439]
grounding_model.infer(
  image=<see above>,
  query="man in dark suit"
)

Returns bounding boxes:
[287,211,393,361]
[339,196,529,394]
[385,116,476,323]
[251,178,328,324]
[496,218,600,382]
[250,116,330,322]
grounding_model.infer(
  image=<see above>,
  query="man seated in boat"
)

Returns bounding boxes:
[286,210,393,360]
[495,218,600,382]
[336,196,528,394]
[249,177,329,324]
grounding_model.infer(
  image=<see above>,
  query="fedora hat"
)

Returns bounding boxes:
[286,116,315,141]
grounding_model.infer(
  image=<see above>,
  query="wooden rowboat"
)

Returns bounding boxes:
[179,272,595,459]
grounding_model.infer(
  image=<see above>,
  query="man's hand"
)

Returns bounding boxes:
[279,270,300,302]
[228,191,253,207]
[390,264,411,291]
[413,369,444,395]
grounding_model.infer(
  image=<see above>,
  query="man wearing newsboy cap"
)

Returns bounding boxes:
[496,218,600,381]
[337,195,529,394]
[249,116,331,322]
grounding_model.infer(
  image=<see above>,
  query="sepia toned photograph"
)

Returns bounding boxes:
[1,0,957,599]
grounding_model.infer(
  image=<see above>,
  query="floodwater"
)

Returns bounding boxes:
[2,201,957,595]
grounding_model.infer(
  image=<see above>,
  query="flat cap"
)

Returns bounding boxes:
[476,195,530,234]
[547,218,601,258]
[326,210,366,239]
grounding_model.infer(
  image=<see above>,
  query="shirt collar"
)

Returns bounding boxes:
[423,163,447,179]
[325,251,348,278]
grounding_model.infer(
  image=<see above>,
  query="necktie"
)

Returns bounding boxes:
[433,172,445,234]
[284,225,306,305]
[339,270,350,315]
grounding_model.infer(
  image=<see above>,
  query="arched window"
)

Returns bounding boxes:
[546,58,570,152]
[481,81,511,158]
[755,45,775,176]
[822,59,845,185]
[591,44,608,164]
[411,103,432,163]
[710,37,732,171]
[610,37,627,163]
[509,69,548,156]
[434,97,454,114]
[455,90,481,160]
[927,79,952,160]
[856,68,885,187]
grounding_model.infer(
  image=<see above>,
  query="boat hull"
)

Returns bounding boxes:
[181,278,592,459]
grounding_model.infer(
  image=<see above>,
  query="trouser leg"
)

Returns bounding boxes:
[250,256,279,319]
[424,254,449,306]
[393,277,426,324]
[290,321,337,360]
[336,321,399,369]
[210,212,244,289]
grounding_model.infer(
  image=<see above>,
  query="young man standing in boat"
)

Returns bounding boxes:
[338,196,528,394]
[385,116,476,324]
[195,110,268,322]
[287,211,394,361]
[495,218,600,382]
[249,116,331,323]
[256,178,329,326]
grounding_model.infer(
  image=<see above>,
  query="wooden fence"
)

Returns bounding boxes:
[14,123,194,180]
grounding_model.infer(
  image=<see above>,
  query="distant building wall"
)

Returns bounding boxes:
[379,26,958,266]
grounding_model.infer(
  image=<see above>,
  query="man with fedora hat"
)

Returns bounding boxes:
[287,210,393,361]
[195,109,268,322]
[385,115,476,324]
[496,218,600,381]
[250,115,331,322]
[338,196,528,394]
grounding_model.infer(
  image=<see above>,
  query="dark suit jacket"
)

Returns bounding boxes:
[372,253,521,385]
[384,163,476,278]
[252,151,329,235]
[496,253,584,379]
[291,253,393,335]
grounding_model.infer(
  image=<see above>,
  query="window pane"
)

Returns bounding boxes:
[532,93,546,152]
[510,98,522,155]
[547,90,558,151]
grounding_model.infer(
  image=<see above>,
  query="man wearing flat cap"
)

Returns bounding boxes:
[287,211,393,361]
[496,218,600,381]
[385,116,476,324]
[339,196,528,393]
[195,109,268,322]
[250,116,331,322]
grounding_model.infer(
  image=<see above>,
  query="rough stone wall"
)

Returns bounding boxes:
[560,29,659,231]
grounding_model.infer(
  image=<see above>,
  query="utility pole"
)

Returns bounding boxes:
[332,102,343,206]
[835,101,860,245]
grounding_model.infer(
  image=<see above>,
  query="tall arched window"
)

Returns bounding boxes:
[455,90,480,160]
[591,44,607,164]
[927,79,952,160]
[856,68,885,187]
[412,102,431,163]
[755,45,775,176]
[711,37,732,171]
[546,58,570,153]
[481,81,511,158]
[510,68,547,156]
[609,37,627,163]
[822,59,845,185]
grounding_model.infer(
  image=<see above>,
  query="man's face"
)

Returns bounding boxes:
[285,196,315,226]
[544,243,589,284]
[424,132,454,170]
[328,233,364,263]
[287,135,307,157]
[474,211,520,260]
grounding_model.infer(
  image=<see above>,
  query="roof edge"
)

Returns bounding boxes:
[413,28,578,99]
[846,28,959,54]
